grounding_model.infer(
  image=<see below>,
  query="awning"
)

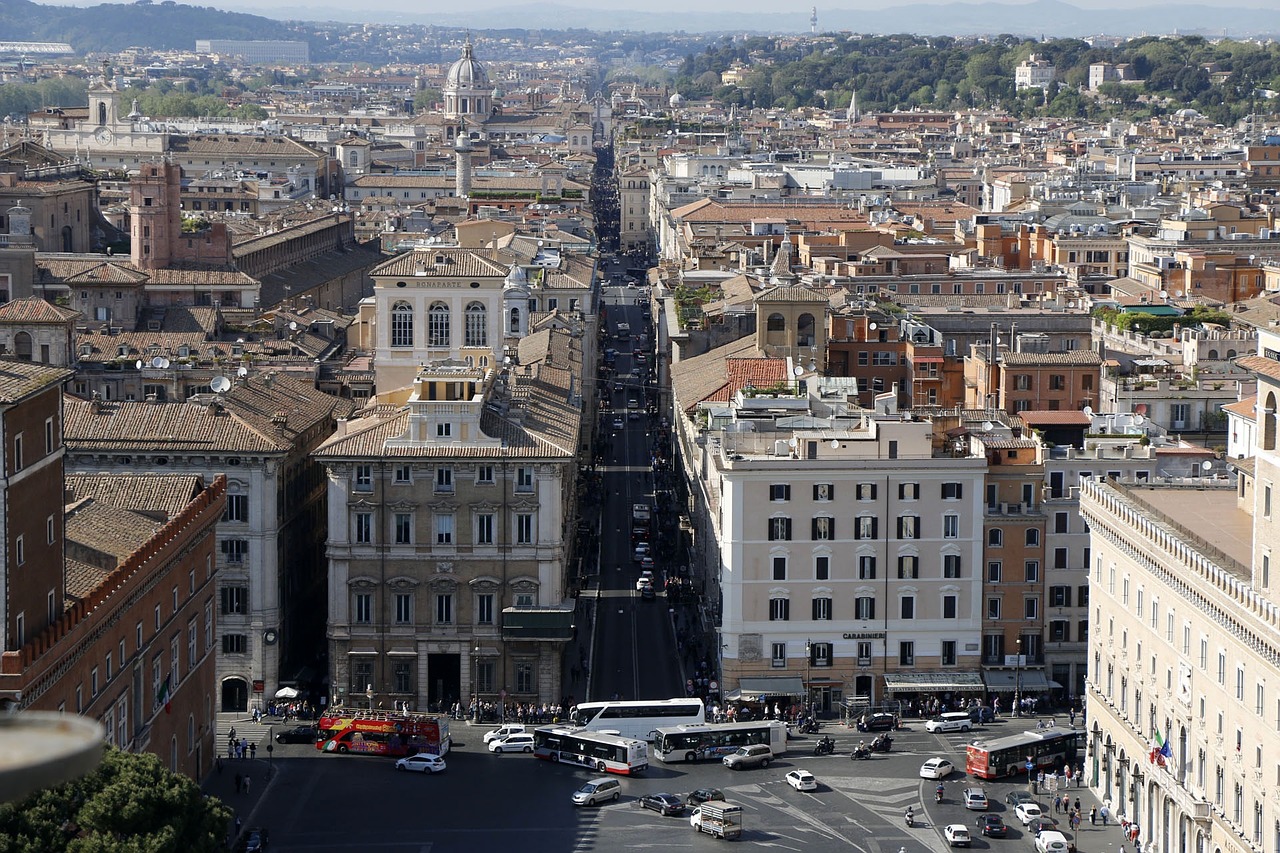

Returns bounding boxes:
[727,676,807,702]
[882,671,985,693]
[914,357,945,364]
[983,670,1055,692]
[501,607,575,641]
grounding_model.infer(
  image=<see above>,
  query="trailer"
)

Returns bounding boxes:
[690,801,743,839]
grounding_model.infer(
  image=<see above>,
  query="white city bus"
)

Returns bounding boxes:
[571,697,705,741]
[532,726,649,775]
[653,720,789,763]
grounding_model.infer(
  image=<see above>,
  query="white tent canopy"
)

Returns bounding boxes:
[274,686,299,699]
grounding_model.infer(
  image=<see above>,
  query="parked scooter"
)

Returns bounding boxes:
[813,736,835,756]
[870,734,894,753]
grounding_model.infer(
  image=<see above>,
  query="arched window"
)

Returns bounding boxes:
[390,301,413,347]
[509,307,521,334]
[1227,349,1237,359]
[465,302,487,348]
[767,313,786,332]
[1207,349,1219,360]
[1025,528,1040,547]
[1264,391,1278,452]
[428,302,450,348]
[988,528,1004,547]
[797,313,816,347]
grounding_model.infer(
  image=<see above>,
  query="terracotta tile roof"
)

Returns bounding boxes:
[65,557,112,604]
[670,336,762,413]
[1238,355,1280,383]
[1002,350,1103,366]
[0,296,80,324]
[38,259,148,285]
[64,395,289,454]
[1019,410,1092,426]
[371,248,510,279]
[755,284,833,304]
[168,134,324,159]
[1222,395,1256,417]
[64,498,164,564]
[0,359,72,403]
[64,473,204,520]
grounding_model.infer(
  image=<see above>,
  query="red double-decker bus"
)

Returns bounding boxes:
[315,708,451,758]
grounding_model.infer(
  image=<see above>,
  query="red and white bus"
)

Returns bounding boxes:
[966,728,1084,780]
[533,725,648,775]
[316,709,451,758]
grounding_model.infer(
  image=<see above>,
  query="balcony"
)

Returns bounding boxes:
[1151,763,1212,822]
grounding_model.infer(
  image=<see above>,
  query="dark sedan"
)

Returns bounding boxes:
[274,725,318,744]
[686,788,725,806]
[639,793,686,816]
[977,814,1009,838]
[1028,816,1061,836]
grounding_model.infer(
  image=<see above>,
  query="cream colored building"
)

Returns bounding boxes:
[687,409,989,711]
[1080,466,1273,853]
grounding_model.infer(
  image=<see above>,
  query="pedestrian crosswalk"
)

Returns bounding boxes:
[215,712,276,753]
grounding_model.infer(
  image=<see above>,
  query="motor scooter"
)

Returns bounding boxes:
[905,810,915,827]
[870,734,894,753]
[851,745,871,760]
[813,736,835,756]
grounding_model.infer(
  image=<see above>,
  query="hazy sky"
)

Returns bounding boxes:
[31,0,1280,9]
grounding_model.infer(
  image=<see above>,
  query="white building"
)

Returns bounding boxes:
[1016,55,1057,91]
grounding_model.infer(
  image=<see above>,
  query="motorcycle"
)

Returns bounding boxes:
[935,790,944,804]
[870,735,893,753]
[905,810,915,827]
[851,746,871,760]
[800,720,820,734]
[813,736,835,756]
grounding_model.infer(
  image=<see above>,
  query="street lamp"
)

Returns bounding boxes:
[1014,637,1023,718]
[804,639,812,717]
[472,645,480,722]
[266,729,274,779]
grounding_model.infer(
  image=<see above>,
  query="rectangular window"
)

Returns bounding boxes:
[855,516,878,540]
[943,595,958,619]
[768,517,792,541]
[395,512,413,544]
[221,539,248,564]
[219,586,247,615]
[772,557,787,581]
[897,555,918,579]
[899,641,915,666]
[987,561,1002,582]
[812,597,833,621]
[900,596,915,619]
[941,482,964,500]
[12,433,22,472]
[811,516,834,540]
[395,594,413,624]
[435,467,454,492]
[857,483,877,501]
[898,482,920,500]
[810,642,832,667]
[941,640,957,666]
[476,465,495,484]
[393,464,412,484]
[436,594,453,624]
[436,514,455,545]
[1055,512,1069,533]
[770,483,791,501]
[516,513,534,544]
[515,467,534,492]
[943,514,959,538]
[813,483,833,501]
[987,598,1001,619]
[943,554,962,578]
[476,514,495,545]
[355,512,372,544]
[221,634,247,654]
[855,597,876,620]
[354,464,373,491]
[771,642,786,668]
[394,661,413,694]
[354,593,371,624]
[1050,620,1070,642]
[224,494,248,522]
[477,594,494,624]
[857,641,872,663]
[858,555,877,580]
[769,598,790,621]
[1050,586,1072,607]
[815,556,829,580]
[1025,598,1040,619]
[1025,560,1040,582]
[1054,547,1068,569]
[897,516,917,539]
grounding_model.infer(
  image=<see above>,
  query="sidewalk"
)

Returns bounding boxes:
[203,711,284,849]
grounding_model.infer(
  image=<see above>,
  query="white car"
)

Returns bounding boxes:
[944,824,972,847]
[1036,831,1071,853]
[395,753,446,773]
[1015,803,1045,826]
[636,570,654,591]
[920,757,955,779]
[489,733,535,753]
[925,713,973,733]
[482,724,526,745]
[785,769,818,791]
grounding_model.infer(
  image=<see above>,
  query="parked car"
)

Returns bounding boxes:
[572,777,621,805]
[394,753,446,773]
[640,584,656,600]
[273,725,317,745]
[635,570,654,590]
[786,770,818,792]
[920,758,955,779]
[944,825,972,847]
[968,706,996,723]
[1028,816,1061,836]
[489,733,535,753]
[962,787,989,810]
[244,828,269,853]
[482,724,527,745]
[976,814,1008,837]
[1036,831,1071,853]
[686,788,724,806]
[1005,791,1036,807]
[639,793,685,816]
[723,743,773,770]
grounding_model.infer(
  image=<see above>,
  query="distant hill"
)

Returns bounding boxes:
[0,0,306,53]
[228,0,1280,37]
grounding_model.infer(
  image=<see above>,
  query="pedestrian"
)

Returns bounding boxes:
[250,742,257,759]
[1101,806,1110,825]
[1069,708,1076,726]
[234,772,242,794]
[235,816,242,835]
[1136,841,1143,853]
[1090,806,1097,825]
[1075,798,1081,814]
[243,775,251,795]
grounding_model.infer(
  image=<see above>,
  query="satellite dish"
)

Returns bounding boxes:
[150,356,164,369]
[868,322,877,331]
[982,421,995,432]
[830,439,840,449]
[237,366,249,378]
[1083,406,1094,417]
[792,365,804,377]
[289,321,298,331]
[210,376,231,393]
[135,360,143,370]
[1202,460,1213,471]
[1134,415,1145,425]
[159,357,170,369]
[788,437,799,448]
[1159,290,1168,299]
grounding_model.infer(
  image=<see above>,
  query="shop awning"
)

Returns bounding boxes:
[882,671,985,693]
[983,670,1056,692]
[914,357,945,364]
[725,676,806,702]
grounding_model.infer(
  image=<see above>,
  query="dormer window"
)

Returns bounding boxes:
[117,345,128,357]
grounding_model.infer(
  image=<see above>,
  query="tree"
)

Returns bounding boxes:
[0,748,230,853]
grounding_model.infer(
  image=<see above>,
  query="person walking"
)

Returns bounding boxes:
[1075,798,1081,814]
[249,742,256,760]
[243,775,251,795]
[1090,806,1098,826]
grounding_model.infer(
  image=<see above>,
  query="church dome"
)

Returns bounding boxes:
[446,40,488,89]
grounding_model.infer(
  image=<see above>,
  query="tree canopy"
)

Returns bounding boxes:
[0,748,231,853]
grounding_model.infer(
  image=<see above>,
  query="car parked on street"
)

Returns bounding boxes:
[395,753,446,773]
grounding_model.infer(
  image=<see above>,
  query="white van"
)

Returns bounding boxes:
[1036,831,1071,853]
[572,777,621,806]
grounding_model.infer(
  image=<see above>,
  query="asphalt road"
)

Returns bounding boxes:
[244,717,1106,853]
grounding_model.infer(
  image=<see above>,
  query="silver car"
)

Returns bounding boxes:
[723,743,773,770]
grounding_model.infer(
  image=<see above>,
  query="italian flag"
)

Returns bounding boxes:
[156,675,172,714]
